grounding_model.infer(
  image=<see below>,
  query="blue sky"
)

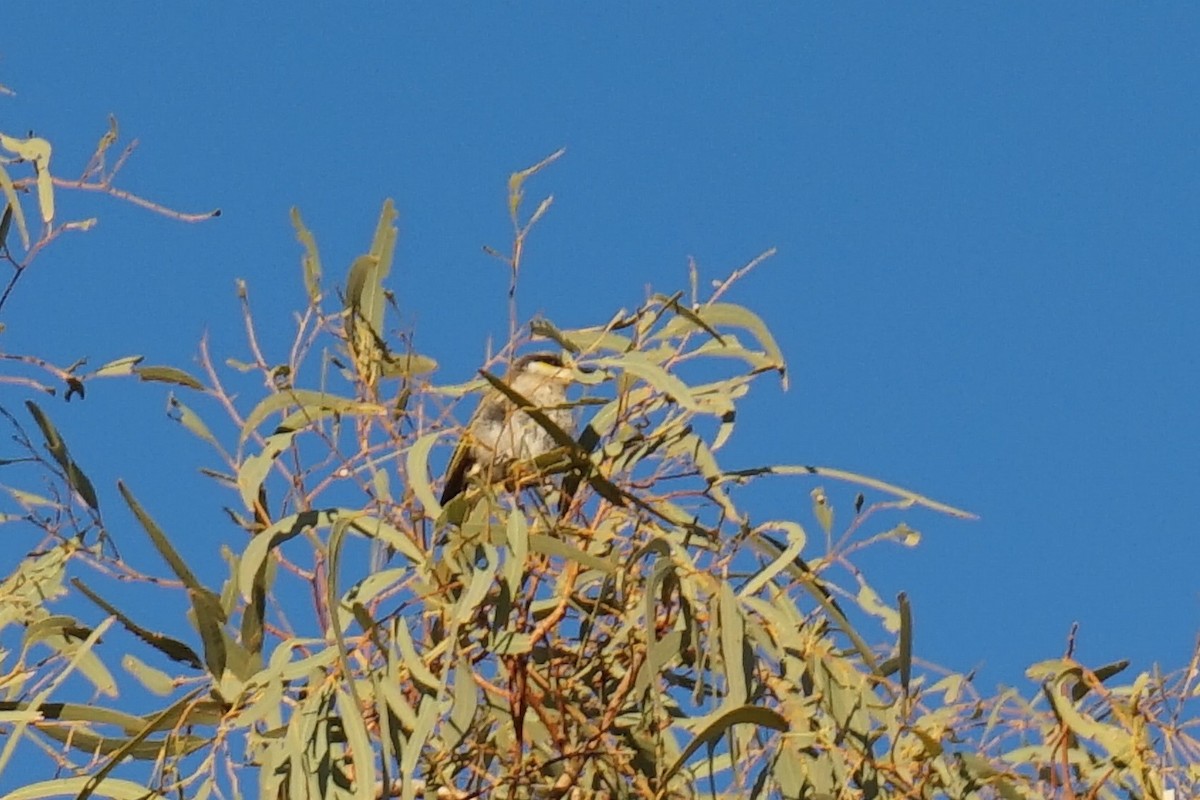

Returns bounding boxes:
[2,6,1198,694]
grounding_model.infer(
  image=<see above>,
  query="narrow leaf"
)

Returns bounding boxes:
[91,355,144,378]
[25,401,100,511]
[291,206,323,304]
[167,395,223,453]
[239,389,382,443]
[71,578,203,669]
[118,481,203,593]
[898,591,912,694]
[237,431,294,512]
[661,705,788,786]
[190,589,227,679]
[405,431,441,513]
[0,163,29,250]
[135,365,205,390]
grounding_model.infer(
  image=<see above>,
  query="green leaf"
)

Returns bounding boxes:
[71,577,203,669]
[379,350,438,378]
[291,206,323,304]
[344,567,410,610]
[656,301,787,383]
[811,487,833,536]
[334,685,376,800]
[1070,660,1130,702]
[0,617,116,776]
[69,687,207,800]
[240,556,267,658]
[167,395,223,453]
[24,401,100,511]
[0,163,29,251]
[528,533,618,573]
[454,544,499,626]
[239,389,383,443]
[661,705,788,787]
[348,512,425,566]
[237,509,325,602]
[190,588,228,679]
[738,521,807,598]
[23,617,117,699]
[394,615,439,691]
[718,582,749,707]
[502,510,528,598]
[237,431,294,512]
[237,508,421,607]
[726,463,978,520]
[593,352,703,412]
[0,201,11,251]
[897,591,912,694]
[121,654,175,696]
[118,481,205,593]
[1044,680,1135,763]
[856,579,900,634]
[345,200,398,385]
[135,365,206,390]
[446,656,478,750]
[90,355,144,378]
[2,777,169,800]
[405,431,441,513]
[540,322,635,356]
[1,135,54,225]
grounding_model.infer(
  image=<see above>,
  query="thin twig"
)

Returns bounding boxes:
[706,247,777,305]
[52,176,219,223]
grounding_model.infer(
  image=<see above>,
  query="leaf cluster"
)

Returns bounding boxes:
[0,149,1196,800]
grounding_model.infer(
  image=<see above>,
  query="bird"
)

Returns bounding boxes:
[439,352,580,505]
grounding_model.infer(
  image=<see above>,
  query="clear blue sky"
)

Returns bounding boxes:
[3,6,1198,692]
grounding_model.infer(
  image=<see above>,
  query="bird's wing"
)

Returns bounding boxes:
[439,392,504,505]
[439,445,471,505]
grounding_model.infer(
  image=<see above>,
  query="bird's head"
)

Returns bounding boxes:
[509,352,586,390]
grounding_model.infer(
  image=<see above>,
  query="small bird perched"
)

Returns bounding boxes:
[439,352,579,505]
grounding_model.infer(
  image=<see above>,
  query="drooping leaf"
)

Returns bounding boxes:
[897,592,912,695]
[0,202,12,251]
[71,578,203,669]
[190,588,228,680]
[811,487,833,537]
[738,521,807,598]
[394,616,439,692]
[0,163,28,251]
[167,395,223,453]
[1,134,54,225]
[236,431,294,512]
[236,509,326,601]
[446,656,479,750]
[661,705,788,787]
[70,688,207,800]
[406,431,441,513]
[24,401,100,511]
[593,352,703,412]
[718,582,750,708]
[655,301,788,384]
[502,509,528,599]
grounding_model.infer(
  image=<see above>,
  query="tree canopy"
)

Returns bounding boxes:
[0,89,1196,800]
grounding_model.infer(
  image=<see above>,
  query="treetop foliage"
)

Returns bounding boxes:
[0,97,1197,800]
